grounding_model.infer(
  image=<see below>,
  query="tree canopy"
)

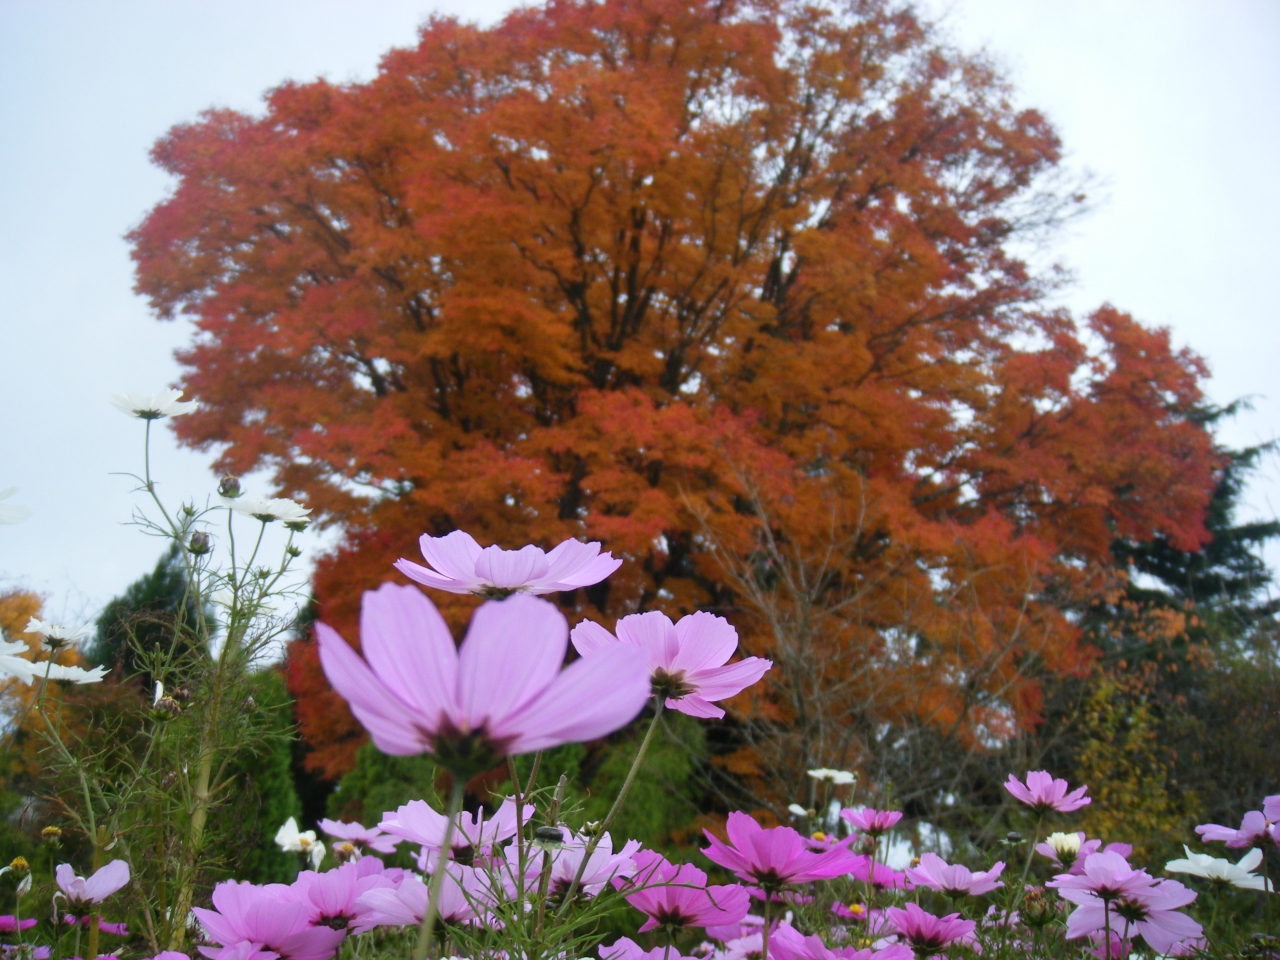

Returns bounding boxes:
[130,0,1219,793]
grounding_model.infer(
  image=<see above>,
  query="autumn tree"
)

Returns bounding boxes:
[130,0,1218,808]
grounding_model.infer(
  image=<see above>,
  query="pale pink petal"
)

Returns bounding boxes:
[419,531,483,580]
[394,558,477,593]
[687,658,772,701]
[358,584,458,721]
[541,545,624,590]
[456,595,567,731]
[668,694,724,719]
[569,619,616,657]
[669,612,740,672]
[540,538,601,580]
[615,611,679,669]
[192,907,243,946]
[316,623,432,755]
[500,644,650,752]
[475,544,550,589]
[83,859,130,901]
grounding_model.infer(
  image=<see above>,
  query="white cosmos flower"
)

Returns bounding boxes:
[806,768,857,785]
[0,640,106,686]
[111,390,198,420]
[219,496,311,528]
[1166,845,1272,891]
[275,816,325,867]
[0,488,30,525]
[1046,831,1082,857]
[787,803,809,818]
[25,617,92,644]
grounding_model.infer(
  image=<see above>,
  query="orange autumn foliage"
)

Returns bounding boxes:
[129,0,1217,782]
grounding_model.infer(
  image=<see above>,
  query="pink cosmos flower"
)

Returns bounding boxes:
[1049,852,1203,957]
[838,808,903,836]
[600,939,702,960]
[570,612,771,720]
[350,868,482,932]
[770,921,913,960]
[1035,833,1132,874]
[847,856,910,891]
[702,813,857,894]
[904,853,1005,896]
[618,851,750,933]
[55,861,130,905]
[317,585,651,777]
[506,830,641,898]
[1004,771,1091,814]
[704,913,765,942]
[192,881,345,960]
[395,531,622,597]
[316,820,400,856]
[145,953,195,960]
[0,917,35,934]
[1195,810,1271,849]
[885,903,975,953]
[286,860,395,930]
[381,796,530,868]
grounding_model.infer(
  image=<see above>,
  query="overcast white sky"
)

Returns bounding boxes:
[1,0,1277,629]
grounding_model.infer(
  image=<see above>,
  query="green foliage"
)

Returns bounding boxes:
[227,668,303,884]
[1070,677,1197,863]
[85,545,203,682]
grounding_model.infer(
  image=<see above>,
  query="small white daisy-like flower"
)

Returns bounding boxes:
[275,816,324,868]
[806,768,857,785]
[219,496,311,529]
[1166,846,1272,891]
[111,389,198,420]
[0,488,31,525]
[24,617,92,644]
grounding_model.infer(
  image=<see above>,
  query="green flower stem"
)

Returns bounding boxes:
[557,700,663,912]
[413,778,466,960]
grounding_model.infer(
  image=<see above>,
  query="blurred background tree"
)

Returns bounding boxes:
[121,0,1270,851]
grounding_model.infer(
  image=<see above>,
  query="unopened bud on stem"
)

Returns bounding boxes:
[218,476,242,498]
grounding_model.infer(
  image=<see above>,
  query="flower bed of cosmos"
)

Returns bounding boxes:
[0,394,1274,960]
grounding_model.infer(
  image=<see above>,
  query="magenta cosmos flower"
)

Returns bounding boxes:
[350,868,483,932]
[1049,852,1203,956]
[619,851,750,933]
[1195,810,1272,849]
[703,812,857,895]
[770,921,913,960]
[193,881,345,960]
[55,861,129,905]
[600,939,702,960]
[904,853,1005,896]
[839,808,903,836]
[847,856,910,891]
[885,903,975,953]
[379,795,529,865]
[316,820,400,856]
[571,611,771,719]
[394,531,621,597]
[317,585,650,777]
[285,860,396,930]
[1004,770,1091,814]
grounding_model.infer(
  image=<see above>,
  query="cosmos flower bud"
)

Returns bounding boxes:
[285,519,309,533]
[286,544,303,557]
[1020,887,1058,927]
[42,826,62,847]
[1004,831,1023,844]
[217,476,242,498]
[189,531,212,555]
[154,697,182,718]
